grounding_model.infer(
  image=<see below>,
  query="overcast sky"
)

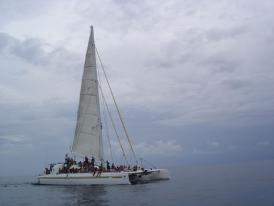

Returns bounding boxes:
[0,0,274,176]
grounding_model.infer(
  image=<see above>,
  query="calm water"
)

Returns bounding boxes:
[1,160,274,206]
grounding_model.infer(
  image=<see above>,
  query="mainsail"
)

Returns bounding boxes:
[72,26,103,160]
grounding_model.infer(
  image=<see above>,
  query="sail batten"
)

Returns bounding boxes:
[72,26,103,160]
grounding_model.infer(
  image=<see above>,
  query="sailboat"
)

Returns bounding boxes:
[36,26,170,185]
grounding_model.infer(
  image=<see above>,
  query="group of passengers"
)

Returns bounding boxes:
[44,155,143,175]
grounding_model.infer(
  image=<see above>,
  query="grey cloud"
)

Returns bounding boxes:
[0,0,50,25]
[203,54,238,73]
[0,33,46,64]
[206,26,247,42]
[221,78,251,90]
[0,135,31,149]
[11,38,47,64]
[0,32,82,73]
[0,33,15,49]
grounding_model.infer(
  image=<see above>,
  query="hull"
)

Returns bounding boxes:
[36,169,170,185]
[133,169,170,183]
[148,169,170,180]
[37,172,131,185]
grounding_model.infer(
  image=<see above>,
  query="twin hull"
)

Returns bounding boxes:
[37,169,170,185]
[38,172,131,185]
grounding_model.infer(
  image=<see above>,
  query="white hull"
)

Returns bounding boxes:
[133,169,170,183]
[37,172,131,185]
[148,169,170,180]
[36,169,170,185]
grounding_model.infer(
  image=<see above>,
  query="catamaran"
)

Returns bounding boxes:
[36,26,170,185]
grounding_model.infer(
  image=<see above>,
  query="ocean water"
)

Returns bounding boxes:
[1,160,274,206]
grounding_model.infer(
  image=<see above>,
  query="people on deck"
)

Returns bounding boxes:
[44,154,143,175]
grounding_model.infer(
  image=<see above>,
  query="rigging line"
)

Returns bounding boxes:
[97,59,104,161]
[98,72,114,163]
[95,47,138,165]
[100,88,129,165]
[98,63,114,163]
[98,83,129,165]
[102,108,114,163]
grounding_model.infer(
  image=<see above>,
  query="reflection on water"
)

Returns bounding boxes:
[46,185,108,206]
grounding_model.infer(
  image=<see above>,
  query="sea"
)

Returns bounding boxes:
[1,160,274,206]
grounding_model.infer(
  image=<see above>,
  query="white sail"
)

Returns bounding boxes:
[72,26,103,160]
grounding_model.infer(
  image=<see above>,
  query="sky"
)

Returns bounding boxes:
[0,0,274,176]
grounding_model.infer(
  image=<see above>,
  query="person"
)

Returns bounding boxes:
[44,168,49,174]
[97,162,103,176]
[91,157,95,167]
[65,154,69,164]
[93,166,96,176]
[106,160,110,171]
[49,163,54,172]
